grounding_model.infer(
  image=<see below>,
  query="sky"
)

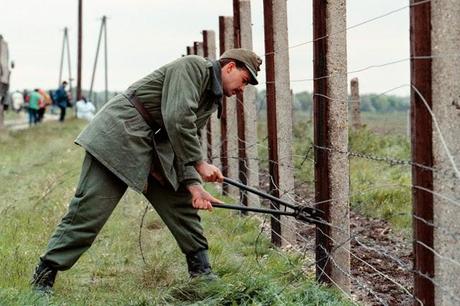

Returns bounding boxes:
[0,0,411,96]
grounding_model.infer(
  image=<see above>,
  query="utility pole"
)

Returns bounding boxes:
[89,16,108,108]
[58,28,67,86]
[104,15,108,104]
[77,0,83,101]
[58,28,73,94]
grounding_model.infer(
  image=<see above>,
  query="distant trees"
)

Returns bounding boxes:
[256,89,409,113]
[360,94,409,112]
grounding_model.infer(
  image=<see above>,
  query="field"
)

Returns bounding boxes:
[257,111,412,234]
[0,119,349,305]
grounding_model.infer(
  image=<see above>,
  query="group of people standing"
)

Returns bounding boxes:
[11,81,70,126]
[10,81,96,126]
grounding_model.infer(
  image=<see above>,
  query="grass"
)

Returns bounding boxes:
[361,111,409,136]
[258,111,412,234]
[348,128,412,234]
[3,109,24,121]
[0,119,350,305]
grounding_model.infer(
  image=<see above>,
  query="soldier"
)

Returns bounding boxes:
[31,48,262,292]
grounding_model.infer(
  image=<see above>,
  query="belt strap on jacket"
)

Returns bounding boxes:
[124,93,162,134]
[124,93,168,186]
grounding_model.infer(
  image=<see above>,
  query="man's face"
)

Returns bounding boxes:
[221,62,251,97]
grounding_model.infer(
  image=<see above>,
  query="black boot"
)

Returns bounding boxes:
[186,249,218,280]
[31,260,58,293]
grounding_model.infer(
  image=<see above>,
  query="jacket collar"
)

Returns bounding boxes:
[209,60,223,118]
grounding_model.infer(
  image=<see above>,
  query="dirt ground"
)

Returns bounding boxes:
[294,212,413,306]
[258,172,414,305]
[349,212,413,305]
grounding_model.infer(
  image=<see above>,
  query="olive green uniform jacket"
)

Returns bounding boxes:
[75,56,223,193]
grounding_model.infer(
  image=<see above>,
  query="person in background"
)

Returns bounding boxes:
[54,81,69,122]
[37,89,52,122]
[75,96,96,121]
[49,89,59,114]
[27,89,42,126]
[22,89,29,103]
[11,90,24,112]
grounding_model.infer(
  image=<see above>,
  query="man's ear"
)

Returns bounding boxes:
[225,61,236,72]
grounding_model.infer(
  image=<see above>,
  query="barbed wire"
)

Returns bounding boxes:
[321,232,413,305]
[261,0,431,58]
[210,134,460,304]
[137,203,150,265]
[319,215,460,304]
[317,242,390,306]
[410,84,460,178]
[216,126,457,183]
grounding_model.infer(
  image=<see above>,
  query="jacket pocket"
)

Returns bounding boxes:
[123,114,152,139]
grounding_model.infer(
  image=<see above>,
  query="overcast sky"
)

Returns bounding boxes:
[1,0,410,96]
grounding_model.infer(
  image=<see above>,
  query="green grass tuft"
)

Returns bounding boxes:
[349,127,412,234]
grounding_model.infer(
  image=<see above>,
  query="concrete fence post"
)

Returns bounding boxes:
[193,41,208,157]
[350,77,361,129]
[203,30,221,169]
[263,0,296,246]
[313,0,350,294]
[219,16,240,200]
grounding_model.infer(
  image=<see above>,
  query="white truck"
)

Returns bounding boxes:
[0,35,12,127]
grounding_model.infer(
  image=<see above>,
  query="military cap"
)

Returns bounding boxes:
[220,48,262,85]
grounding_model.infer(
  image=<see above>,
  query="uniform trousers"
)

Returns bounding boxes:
[41,152,208,270]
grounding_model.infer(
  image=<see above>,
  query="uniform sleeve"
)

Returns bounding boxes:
[161,60,208,165]
[176,162,203,185]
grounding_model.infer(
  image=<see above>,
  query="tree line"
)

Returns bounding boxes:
[256,90,410,113]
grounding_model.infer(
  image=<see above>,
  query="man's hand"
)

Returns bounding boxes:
[195,161,224,183]
[187,184,224,210]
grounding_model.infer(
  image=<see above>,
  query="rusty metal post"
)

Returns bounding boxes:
[233,0,248,207]
[410,2,434,305]
[219,16,239,199]
[234,0,260,208]
[412,1,460,305]
[263,0,296,246]
[350,77,361,129]
[77,0,82,101]
[313,0,350,293]
[203,30,221,169]
[193,42,204,57]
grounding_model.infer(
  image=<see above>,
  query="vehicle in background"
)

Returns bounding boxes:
[0,35,11,105]
[0,34,12,127]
